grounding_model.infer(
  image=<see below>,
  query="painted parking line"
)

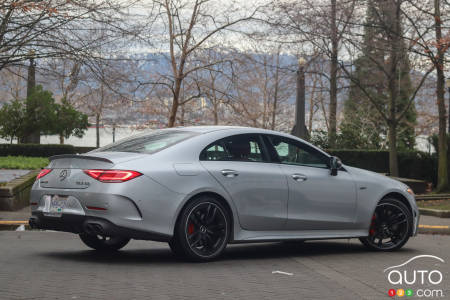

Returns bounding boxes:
[418,225,449,229]
[0,221,28,225]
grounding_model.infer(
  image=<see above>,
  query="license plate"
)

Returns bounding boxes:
[43,195,67,217]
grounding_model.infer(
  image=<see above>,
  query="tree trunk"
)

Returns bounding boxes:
[59,134,64,144]
[386,0,401,177]
[23,56,40,144]
[96,113,100,148]
[388,122,399,177]
[213,101,219,125]
[180,103,185,126]
[328,0,338,147]
[168,78,182,127]
[435,0,448,191]
[271,48,280,130]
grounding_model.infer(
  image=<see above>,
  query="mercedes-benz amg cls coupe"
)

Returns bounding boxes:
[29,126,419,261]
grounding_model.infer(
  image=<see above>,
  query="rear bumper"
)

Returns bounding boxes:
[29,212,171,242]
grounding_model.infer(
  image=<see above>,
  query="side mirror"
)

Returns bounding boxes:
[330,156,342,176]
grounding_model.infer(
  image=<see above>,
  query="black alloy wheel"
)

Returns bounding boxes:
[171,196,230,261]
[360,198,412,251]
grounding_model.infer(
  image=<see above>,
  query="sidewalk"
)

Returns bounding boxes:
[0,206,449,234]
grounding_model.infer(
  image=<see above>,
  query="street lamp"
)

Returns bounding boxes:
[291,57,308,139]
[447,78,450,134]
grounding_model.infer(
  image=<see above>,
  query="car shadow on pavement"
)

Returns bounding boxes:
[37,239,420,264]
[223,240,418,261]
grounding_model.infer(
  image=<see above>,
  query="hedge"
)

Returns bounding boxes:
[328,150,437,185]
[0,144,439,185]
[0,144,95,157]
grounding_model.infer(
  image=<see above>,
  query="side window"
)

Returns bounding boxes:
[200,134,266,162]
[200,144,228,161]
[267,135,329,168]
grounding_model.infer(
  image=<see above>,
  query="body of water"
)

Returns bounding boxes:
[0,126,152,147]
[0,126,434,153]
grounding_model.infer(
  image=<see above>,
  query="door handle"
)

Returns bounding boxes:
[291,173,307,182]
[221,169,239,178]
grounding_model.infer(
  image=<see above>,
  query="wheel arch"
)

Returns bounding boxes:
[381,192,412,214]
[377,191,416,235]
[174,191,235,241]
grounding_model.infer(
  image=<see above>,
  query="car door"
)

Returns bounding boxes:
[199,134,288,231]
[264,135,357,230]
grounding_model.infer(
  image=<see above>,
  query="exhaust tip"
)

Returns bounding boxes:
[83,222,104,235]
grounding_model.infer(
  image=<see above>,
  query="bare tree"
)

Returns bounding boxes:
[227,47,295,130]
[0,0,136,71]
[139,0,258,127]
[264,0,357,146]
[401,0,450,190]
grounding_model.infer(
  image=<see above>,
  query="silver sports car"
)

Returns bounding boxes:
[29,126,419,261]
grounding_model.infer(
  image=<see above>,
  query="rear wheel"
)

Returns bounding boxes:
[171,196,230,262]
[79,233,130,251]
[359,198,412,251]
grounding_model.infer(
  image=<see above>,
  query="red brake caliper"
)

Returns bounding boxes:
[369,214,376,236]
[188,223,195,235]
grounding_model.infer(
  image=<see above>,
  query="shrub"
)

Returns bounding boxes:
[328,149,437,185]
[0,156,49,169]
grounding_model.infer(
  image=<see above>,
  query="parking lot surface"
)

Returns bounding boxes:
[0,232,449,299]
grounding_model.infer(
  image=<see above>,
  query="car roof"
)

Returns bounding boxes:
[175,125,287,135]
[174,125,247,133]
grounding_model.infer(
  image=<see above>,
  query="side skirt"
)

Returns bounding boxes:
[231,229,368,243]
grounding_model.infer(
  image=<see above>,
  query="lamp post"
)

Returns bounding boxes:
[447,78,450,134]
[291,57,308,139]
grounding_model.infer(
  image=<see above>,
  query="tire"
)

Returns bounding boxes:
[359,198,412,251]
[79,233,130,251]
[172,196,231,262]
[168,238,184,258]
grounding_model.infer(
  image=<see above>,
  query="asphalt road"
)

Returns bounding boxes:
[0,232,449,300]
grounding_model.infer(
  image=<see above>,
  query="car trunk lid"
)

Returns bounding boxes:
[40,152,145,189]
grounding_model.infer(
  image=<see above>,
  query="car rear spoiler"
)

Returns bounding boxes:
[49,154,113,164]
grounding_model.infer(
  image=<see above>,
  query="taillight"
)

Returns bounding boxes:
[83,169,142,183]
[37,168,52,179]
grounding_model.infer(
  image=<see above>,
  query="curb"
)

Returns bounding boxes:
[419,208,450,218]
[416,194,450,201]
[0,221,30,231]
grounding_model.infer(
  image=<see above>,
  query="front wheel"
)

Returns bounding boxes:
[172,196,231,262]
[79,233,130,251]
[359,198,412,251]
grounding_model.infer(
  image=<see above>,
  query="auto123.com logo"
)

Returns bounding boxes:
[384,255,445,298]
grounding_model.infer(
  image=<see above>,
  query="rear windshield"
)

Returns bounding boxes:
[93,130,199,154]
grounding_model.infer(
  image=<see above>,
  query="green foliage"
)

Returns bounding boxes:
[0,156,49,169]
[310,130,330,149]
[311,128,384,150]
[0,144,95,157]
[0,100,25,143]
[55,98,89,140]
[22,85,58,138]
[0,85,89,143]
[327,149,437,185]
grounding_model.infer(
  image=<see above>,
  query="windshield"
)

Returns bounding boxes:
[93,130,199,154]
